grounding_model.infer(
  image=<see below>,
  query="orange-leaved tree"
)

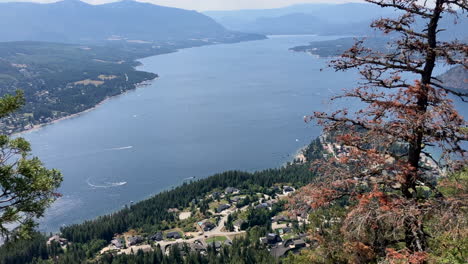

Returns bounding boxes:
[291,0,467,263]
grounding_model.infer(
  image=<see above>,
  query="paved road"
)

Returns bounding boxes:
[105,194,295,255]
[156,207,245,252]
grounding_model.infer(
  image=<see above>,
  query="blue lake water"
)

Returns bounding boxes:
[19,35,463,232]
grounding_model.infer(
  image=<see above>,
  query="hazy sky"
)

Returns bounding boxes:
[0,0,365,11]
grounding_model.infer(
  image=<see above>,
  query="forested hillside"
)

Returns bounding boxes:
[0,0,263,44]
[0,41,164,134]
[291,37,392,56]
[0,0,266,134]
[208,2,464,37]
[0,0,466,263]
[0,139,321,264]
[205,3,395,35]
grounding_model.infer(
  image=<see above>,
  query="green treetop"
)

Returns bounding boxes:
[0,90,62,239]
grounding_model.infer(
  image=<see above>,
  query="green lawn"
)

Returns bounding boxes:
[209,200,229,211]
[282,233,296,240]
[205,236,227,244]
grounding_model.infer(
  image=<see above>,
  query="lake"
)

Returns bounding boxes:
[20,35,461,232]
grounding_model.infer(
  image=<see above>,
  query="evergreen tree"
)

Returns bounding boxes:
[0,90,62,239]
[294,0,467,262]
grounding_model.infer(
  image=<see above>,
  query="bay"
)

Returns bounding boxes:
[20,35,461,232]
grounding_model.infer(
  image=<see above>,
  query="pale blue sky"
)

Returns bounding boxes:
[0,0,364,11]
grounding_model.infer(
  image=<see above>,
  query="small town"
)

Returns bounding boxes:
[48,185,311,259]
[1,0,466,263]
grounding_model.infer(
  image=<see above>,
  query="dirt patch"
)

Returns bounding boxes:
[119,245,152,255]
[98,74,117,80]
[179,212,192,220]
[74,79,104,87]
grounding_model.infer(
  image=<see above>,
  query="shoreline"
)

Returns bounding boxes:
[13,80,155,137]
[293,145,308,164]
[11,37,268,137]
[282,145,308,167]
[17,34,325,235]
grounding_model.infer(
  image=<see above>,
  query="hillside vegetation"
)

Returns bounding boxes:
[0,139,322,263]
[0,0,263,44]
[0,41,162,134]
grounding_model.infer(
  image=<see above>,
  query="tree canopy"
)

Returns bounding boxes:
[0,90,62,239]
[292,0,467,262]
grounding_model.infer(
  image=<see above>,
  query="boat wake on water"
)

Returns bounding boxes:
[86,178,127,188]
[108,146,133,151]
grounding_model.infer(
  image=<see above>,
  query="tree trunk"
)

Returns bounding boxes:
[404,0,444,252]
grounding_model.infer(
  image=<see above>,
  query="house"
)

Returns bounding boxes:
[282,227,292,234]
[216,204,230,213]
[255,202,269,210]
[111,238,124,249]
[292,208,309,222]
[168,242,207,255]
[284,237,307,248]
[166,231,182,239]
[207,241,223,251]
[231,196,243,203]
[270,238,308,258]
[151,232,163,241]
[293,239,306,248]
[283,186,295,193]
[225,187,240,194]
[47,235,68,246]
[270,245,291,258]
[297,212,310,224]
[167,208,180,213]
[234,219,246,232]
[260,233,282,245]
[272,215,289,223]
[127,236,143,246]
[191,243,207,253]
[267,233,282,244]
[201,221,215,231]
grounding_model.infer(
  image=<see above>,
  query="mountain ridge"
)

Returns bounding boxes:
[204,3,466,38]
[204,3,396,35]
[0,0,263,44]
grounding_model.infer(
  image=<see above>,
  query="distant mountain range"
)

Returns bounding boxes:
[205,3,467,38]
[231,12,372,36]
[204,3,395,36]
[0,0,267,134]
[0,0,263,44]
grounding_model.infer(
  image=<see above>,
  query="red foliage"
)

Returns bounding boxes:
[386,248,428,264]
[289,0,468,260]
